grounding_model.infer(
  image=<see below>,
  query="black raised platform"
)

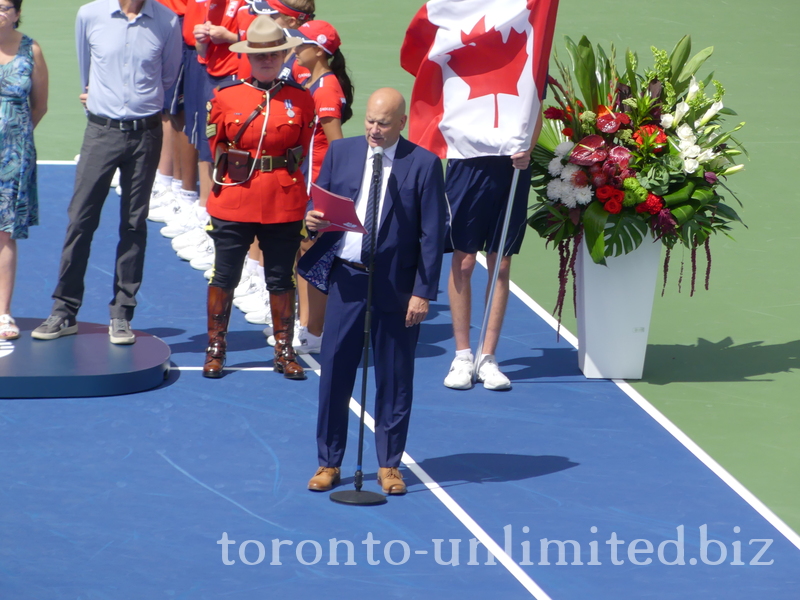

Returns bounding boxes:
[0,318,171,399]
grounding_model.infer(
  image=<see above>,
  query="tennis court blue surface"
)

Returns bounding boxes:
[1,164,798,599]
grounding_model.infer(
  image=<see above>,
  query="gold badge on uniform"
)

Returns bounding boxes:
[206,101,213,112]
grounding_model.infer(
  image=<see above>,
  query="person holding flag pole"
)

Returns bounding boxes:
[401,0,559,390]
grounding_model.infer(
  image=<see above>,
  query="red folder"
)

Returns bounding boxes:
[310,183,367,234]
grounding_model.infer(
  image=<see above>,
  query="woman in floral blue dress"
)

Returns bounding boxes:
[0,0,48,339]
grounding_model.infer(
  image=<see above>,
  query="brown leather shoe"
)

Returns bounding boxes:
[377,467,407,495]
[308,467,341,491]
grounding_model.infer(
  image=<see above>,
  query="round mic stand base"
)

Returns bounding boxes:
[330,489,387,506]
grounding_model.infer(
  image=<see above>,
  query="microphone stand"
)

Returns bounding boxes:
[331,147,387,506]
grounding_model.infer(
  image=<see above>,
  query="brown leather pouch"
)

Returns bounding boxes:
[226,148,252,182]
[286,145,303,174]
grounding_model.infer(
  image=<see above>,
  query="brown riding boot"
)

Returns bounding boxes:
[203,286,234,379]
[270,290,306,380]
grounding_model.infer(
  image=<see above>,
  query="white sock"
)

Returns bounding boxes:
[155,171,172,188]
[171,178,183,194]
[455,349,473,361]
[246,257,260,274]
[195,204,208,222]
[179,189,199,204]
[480,353,494,364]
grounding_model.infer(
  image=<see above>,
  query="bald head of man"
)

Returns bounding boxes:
[364,88,408,149]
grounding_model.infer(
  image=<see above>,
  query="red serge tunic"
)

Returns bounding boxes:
[206,79,315,224]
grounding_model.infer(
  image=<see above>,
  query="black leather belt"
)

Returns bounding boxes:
[335,256,368,272]
[257,155,289,172]
[88,112,161,131]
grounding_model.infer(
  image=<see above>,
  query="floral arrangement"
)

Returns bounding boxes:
[528,35,746,321]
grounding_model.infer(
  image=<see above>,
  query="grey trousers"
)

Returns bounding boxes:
[51,120,162,321]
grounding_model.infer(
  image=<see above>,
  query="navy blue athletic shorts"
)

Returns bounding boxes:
[445,156,532,255]
[182,46,205,146]
[162,17,185,114]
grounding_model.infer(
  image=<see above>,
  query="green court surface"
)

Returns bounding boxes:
[24,0,799,534]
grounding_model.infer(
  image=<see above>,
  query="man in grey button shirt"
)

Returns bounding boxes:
[32,0,181,344]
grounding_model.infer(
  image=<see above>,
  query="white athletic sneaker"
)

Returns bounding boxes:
[237,288,269,314]
[189,244,215,271]
[176,235,212,261]
[267,322,300,347]
[293,325,322,354]
[160,210,204,239]
[233,273,265,304]
[111,168,121,189]
[244,307,272,325]
[477,355,511,391]
[171,227,209,252]
[203,267,214,280]
[443,355,474,389]
[149,197,192,224]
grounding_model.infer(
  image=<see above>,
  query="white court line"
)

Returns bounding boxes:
[173,366,274,372]
[38,160,77,165]
[300,354,552,600]
[475,253,800,551]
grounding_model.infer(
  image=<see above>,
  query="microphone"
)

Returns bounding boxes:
[372,146,384,158]
[371,145,383,174]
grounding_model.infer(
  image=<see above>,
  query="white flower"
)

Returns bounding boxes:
[546,179,564,201]
[678,140,701,158]
[696,148,717,164]
[560,186,579,208]
[695,101,724,128]
[548,157,564,177]
[686,77,700,102]
[683,158,700,174]
[674,101,690,125]
[720,164,744,176]
[560,163,580,182]
[660,113,675,129]
[554,141,575,159]
[676,123,696,142]
[574,185,593,205]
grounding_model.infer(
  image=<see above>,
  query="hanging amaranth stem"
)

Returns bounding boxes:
[690,245,698,297]
[569,232,581,315]
[661,246,671,297]
[553,238,570,340]
[704,238,712,291]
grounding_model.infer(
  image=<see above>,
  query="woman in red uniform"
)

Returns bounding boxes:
[291,20,354,353]
[203,16,314,380]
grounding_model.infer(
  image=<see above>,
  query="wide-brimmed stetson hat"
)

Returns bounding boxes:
[229,16,302,54]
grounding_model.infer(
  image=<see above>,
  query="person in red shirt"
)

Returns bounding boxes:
[291,20,353,355]
[203,16,314,381]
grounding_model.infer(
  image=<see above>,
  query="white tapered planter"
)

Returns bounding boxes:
[575,234,662,379]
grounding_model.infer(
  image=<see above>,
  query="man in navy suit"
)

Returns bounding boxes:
[299,88,446,495]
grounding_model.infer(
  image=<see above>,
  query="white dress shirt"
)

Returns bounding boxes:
[337,140,399,264]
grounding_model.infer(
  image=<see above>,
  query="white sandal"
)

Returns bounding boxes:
[0,314,20,340]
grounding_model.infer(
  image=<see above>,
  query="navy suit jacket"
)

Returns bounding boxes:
[298,135,446,313]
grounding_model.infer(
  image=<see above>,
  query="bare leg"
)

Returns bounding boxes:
[0,232,16,315]
[482,252,512,356]
[157,114,174,178]
[297,237,327,337]
[198,161,212,208]
[175,112,198,193]
[448,249,477,351]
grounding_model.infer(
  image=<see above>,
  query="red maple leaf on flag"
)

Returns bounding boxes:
[446,17,528,128]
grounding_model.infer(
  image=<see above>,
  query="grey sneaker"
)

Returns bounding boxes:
[109,318,135,345]
[31,315,78,340]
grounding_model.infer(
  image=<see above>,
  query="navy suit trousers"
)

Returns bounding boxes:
[316,261,420,469]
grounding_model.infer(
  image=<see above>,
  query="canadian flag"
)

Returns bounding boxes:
[401,0,559,159]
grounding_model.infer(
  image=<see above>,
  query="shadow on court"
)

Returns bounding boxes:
[643,337,800,384]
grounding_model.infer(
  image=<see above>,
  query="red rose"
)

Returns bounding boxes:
[595,185,615,201]
[633,124,668,152]
[604,198,623,214]
[562,127,574,137]
[610,189,625,204]
[544,107,567,121]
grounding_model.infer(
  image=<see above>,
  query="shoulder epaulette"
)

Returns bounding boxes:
[217,78,246,92]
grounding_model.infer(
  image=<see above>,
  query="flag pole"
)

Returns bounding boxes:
[472,167,521,382]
